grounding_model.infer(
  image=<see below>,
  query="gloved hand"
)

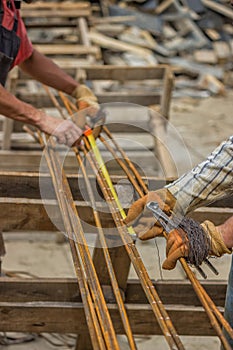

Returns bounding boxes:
[37,110,82,146]
[72,84,99,117]
[162,220,232,270]
[124,189,176,240]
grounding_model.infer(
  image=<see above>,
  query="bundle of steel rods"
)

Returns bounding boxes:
[29,86,233,350]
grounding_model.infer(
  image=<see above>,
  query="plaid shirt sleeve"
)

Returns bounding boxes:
[165,136,233,214]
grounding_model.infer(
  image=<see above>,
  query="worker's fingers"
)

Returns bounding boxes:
[165,229,187,254]
[137,225,163,240]
[56,133,66,145]
[53,120,83,146]
[163,230,189,270]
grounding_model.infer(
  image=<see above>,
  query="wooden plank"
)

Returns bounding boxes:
[0,197,232,231]
[17,91,161,107]
[194,49,217,64]
[201,0,233,20]
[155,0,173,14]
[0,151,79,172]
[21,9,91,18]
[90,16,136,25]
[0,172,232,207]
[0,301,222,335]
[213,41,231,64]
[2,118,14,150]
[160,67,174,118]
[0,278,227,306]
[21,2,91,10]
[0,198,115,232]
[0,172,166,200]
[88,31,154,61]
[34,45,100,57]
[18,65,167,81]
[0,172,233,206]
[0,150,158,172]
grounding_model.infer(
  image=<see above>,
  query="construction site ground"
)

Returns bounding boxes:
[1,90,233,350]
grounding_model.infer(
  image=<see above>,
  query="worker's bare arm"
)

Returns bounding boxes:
[218,216,233,249]
[19,49,99,113]
[19,49,78,95]
[0,83,82,145]
[0,82,42,124]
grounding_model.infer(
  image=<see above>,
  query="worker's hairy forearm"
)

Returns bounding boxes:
[0,84,42,125]
[19,49,78,95]
[218,216,233,249]
[166,136,233,214]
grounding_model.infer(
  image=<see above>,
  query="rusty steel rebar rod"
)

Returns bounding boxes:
[35,131,105,350]
[42,86,137,349]
[75,147,138,350]
[42,86,233,349]
[98,125,233,347]
[48,138,120,350]
[56,89,186,350]
[83,136,184,350]
[36,131,120,350]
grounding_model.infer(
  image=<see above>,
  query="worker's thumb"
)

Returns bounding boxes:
[124,197,146,225]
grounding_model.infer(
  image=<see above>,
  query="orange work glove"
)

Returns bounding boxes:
[124,189,176,240]
[72,85,99,117]
[162,220,232,270]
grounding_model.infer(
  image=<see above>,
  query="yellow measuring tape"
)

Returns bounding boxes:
[85,128,135,235]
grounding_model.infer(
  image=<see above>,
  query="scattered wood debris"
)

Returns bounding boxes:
[21,0,233,98]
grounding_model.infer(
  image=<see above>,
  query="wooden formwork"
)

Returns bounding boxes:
[1,65,174,176]
[0,171,231,344]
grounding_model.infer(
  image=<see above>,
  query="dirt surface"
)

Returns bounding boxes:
[1,91,233,350]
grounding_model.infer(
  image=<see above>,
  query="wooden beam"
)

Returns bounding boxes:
[17,91,161,107]
[0,197,232,231]
[21,9,91,18]
[19,65,168,81]
[0,300,222,335]
[0,151,159,172]
[21,2,91,10]
[34,45,100,57]
[0,278,227,306]
[201,0,233,20]
[0,173,168,200]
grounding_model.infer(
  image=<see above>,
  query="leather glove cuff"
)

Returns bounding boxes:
[201,220,232,257]
[72,84,98,103]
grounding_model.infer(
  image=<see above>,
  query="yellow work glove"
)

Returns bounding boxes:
[124,189,176,240]
[162,220,232,270]
[72,84,99,116]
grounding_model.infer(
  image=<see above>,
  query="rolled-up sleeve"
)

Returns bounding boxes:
[166,136,233,214]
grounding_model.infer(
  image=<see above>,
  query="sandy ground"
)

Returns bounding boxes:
[1,91,233,349]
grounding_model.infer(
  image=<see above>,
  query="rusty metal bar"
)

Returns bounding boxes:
[40,86,233,349]
[43,86,136,349]
[36,132,104,350]
[83,136,184,350]
[54,89,184,350]
[99,122,233,349]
